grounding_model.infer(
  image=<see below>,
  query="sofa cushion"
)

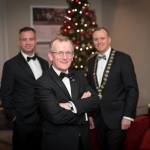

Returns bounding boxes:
[139,130,150,150]
[0,130,13,145]
[123,116,149,150]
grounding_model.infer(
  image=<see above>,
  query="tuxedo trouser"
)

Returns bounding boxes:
[78,136,84,150]
[95,112,126,150]
[13,119,42,150]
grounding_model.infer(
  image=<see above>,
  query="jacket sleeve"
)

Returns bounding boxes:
[0,62,17,121]
[34,79,85,126]
[121,55,139,118]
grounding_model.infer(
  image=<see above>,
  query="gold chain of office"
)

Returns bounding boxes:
[93,50,116,100]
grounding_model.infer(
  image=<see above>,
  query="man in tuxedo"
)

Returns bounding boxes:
[87,27,139,150]
[0,27,49,150]
[34,35,101,150]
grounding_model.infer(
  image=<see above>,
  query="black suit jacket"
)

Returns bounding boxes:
[87,49,139,129]
[34,66,101,150]
[0,52,49,124]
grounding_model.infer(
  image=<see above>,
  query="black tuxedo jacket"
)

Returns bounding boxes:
[87,49,139,129]
[0,52,49,124]
[34,66,101,150]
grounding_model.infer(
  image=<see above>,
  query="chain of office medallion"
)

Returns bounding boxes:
[93,50,116,99]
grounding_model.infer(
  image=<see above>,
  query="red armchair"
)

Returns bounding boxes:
[90,115,149,150]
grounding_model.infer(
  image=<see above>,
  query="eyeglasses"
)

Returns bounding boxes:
[50,51,74,57]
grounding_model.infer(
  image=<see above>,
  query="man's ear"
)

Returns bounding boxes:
[48,52,53,62]
[18,39,21,46]
[109,37,111,44]
[72,53,74,61]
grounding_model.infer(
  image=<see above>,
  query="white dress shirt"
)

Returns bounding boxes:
[97,47,111,86]
[53,66,88,121]
[21,51,42,80]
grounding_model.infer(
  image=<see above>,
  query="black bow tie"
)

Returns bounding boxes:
[27,56,36,62]
[97,55,106,60]
[59,72,74,80]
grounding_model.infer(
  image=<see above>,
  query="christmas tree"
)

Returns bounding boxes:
[60,0,98,75]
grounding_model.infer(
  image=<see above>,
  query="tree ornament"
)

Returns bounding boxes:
[81,51,86,56]
[60,0,98,75]
[78,57,82,62]
[72,37,76,41]
[75,40,80,45]
[81,43,86,47]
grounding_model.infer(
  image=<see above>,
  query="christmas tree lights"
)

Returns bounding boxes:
[60,0,98,75]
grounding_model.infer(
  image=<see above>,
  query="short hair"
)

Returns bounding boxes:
[49,35,74,52]
[19,27,36,36]
[92,27,110,37]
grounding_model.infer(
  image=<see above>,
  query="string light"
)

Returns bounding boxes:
[84,24,87,27]
[90,45,93,49]
[61,0,98,73]
[80,48,83,51]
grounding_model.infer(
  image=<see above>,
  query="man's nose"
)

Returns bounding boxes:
[62,52,67,59]
[98,39,101,43]
[26,39,30,44]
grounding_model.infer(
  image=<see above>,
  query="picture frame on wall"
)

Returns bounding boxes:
[30,5,67,43]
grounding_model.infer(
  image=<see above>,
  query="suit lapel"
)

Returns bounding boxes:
[70,72,78,100]
[49,67,72,99]
[101,48,115,85]
[18,53,35,79]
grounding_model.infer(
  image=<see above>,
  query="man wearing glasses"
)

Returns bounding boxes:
[34,35,101,150]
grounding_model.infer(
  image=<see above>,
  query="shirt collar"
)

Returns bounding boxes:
[52,66,68,76]
[98,47,111,60]
[21,51,35,61]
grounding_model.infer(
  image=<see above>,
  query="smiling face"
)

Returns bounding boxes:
[92,29,111,55]
[19,31,36,56]
[48,39,74,73]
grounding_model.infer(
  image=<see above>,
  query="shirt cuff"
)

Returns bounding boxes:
[69,102,88,121]
[68,101,77,114]
[123,116,134,121]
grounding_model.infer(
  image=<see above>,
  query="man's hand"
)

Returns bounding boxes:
[59,103,71,110]
[121,118,131,130]
[81,91,91,99]
[59,91,91,110]
[89,117,95,129]
[11,116,16,122]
